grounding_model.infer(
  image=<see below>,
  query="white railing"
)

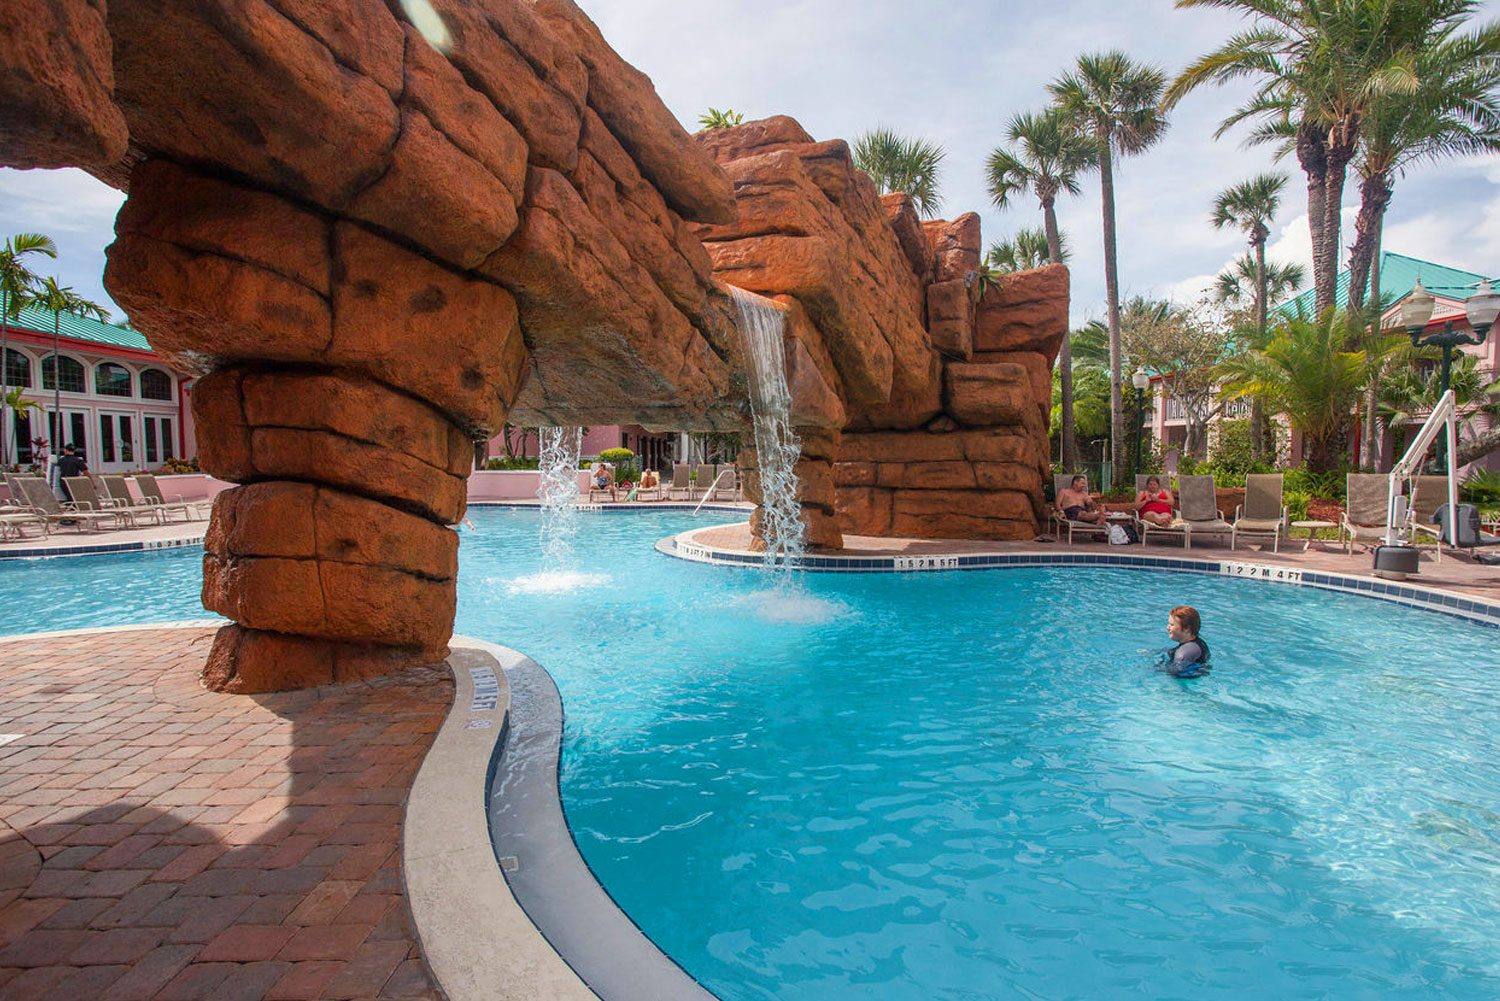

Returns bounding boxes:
[692,468,736,515]
[1386,389,1460,547]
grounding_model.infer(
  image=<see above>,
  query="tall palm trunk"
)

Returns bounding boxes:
[1043,199,1077,471]
[51,315,60,454]
[0,290,9,467]
[1297,123,1334,312]
[1251,235,1268,462]
[1098,132,1124,489]
[1361,219,1385,469]
[1345,169,1392,322]
[1319,125,1358,313]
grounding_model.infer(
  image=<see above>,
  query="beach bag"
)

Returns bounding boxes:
[1108,524,1134,546]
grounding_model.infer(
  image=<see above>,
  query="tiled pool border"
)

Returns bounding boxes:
[659,530,1500,629]
[0,533,205,560]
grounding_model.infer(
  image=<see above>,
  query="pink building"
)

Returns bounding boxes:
[481,424,677,469]
[1,305,197,473]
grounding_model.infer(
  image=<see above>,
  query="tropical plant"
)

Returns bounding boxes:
[1051,50,1170,489]
[698,108,745,129]
[985,228,1070,272]
[0,233,57,465]
[25,277,109,449]
[1121,299,1241,457]
[851,128,945,219]
[1167,0,1461,314]
[986,105,1094,470]
[1213,254,1307,312]
[1217,309,1374,471]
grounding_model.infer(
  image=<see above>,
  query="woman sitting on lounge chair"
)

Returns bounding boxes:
[590,462,617,502]
[1134,475,1175,527]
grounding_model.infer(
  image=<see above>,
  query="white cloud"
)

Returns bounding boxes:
[0,167,125,318]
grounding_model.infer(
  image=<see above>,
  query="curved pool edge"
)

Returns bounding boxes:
[657,525,1500,628]
[406,635,718,1001]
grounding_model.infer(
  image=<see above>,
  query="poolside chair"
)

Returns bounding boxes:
[1231,473,1286,553]
[1409,474,1452,563]
[100,475,168,526]
[1177,474,1233,550]
[63,476,138,528]
[1432,502,1500,563]
[692,464,716,501]
[1049,473,1109,544]
[14,476,121,533]
[0,478,48,540]
[631,469,663,502]
[1131,474,1188,548]
[1341,473,1388,554]
[703,464,735,502]
[668,463,692,501]
[134,473,207,522]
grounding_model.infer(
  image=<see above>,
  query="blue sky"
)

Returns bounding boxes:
[3,0,1499,328]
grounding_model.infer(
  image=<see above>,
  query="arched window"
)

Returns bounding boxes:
[41,355,86,394]
[95,362,132,397]
[4,348,30,388]
[139,368,172,401]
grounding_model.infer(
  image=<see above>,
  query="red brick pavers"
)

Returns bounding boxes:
[0,627,449,1000]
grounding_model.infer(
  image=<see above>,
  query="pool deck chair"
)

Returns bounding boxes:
[1408,474,1451,563]
[1049,473,1109,544]
[0,478,48,539]
[692,464,715,501]
[1341,473,1388,554]
[668,463,692,500]
[100,475,168,526]
[1177,475,1233,550]
[1432,503,1500,562]
[1231,473,1286,552]
[16,476,121,533]
[1131,474,1187,547]
[135,473,207,522]
[63,476,139,528]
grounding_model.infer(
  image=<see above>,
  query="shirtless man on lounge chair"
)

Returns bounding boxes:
[1056,475,1108,526]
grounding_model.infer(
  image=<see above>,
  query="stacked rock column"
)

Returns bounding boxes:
[105,163,528,692]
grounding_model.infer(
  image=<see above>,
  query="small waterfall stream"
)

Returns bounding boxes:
[508,425,609,594]
[728,286,807,566]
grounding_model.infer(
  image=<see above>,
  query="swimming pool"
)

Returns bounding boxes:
[5,508,1500,999]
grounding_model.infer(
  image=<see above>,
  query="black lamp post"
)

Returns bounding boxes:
[1400,280,1500,466]
[1131,366,1150,481]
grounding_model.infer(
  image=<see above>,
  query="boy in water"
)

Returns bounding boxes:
[1158,605,1211,678]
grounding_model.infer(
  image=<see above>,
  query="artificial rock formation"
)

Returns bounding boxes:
[1,5,1068,690]
[695,118,1067,544]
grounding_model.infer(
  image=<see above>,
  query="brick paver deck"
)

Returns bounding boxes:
[0,627,449,1001]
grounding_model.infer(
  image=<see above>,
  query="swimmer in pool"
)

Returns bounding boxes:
[1156,605,1211,678]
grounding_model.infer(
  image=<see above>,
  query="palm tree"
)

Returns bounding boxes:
[986,106,1093,469]
[1051,51,1169,488]
[985,227,1070,273]
[27,277,108,453]
[851,128,946,219]
[1167,0,1454,314]
[1218,309,1374,471]
[0,233,57,465]
[1214,254,1306,312]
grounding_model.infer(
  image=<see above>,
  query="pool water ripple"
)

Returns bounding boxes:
[5,508,1500,999]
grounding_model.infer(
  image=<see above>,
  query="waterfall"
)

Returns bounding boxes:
[536,426,584,568]
[728,286,807,566]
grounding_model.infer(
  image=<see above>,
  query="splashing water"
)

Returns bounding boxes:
[536,425,586,570]
[728,286,807,567]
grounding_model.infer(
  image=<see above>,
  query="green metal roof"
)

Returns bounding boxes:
[1,304,151,353]
[1273,251,1497,320]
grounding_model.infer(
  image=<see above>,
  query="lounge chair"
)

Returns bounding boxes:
[63,476,139,528]
[14,476,121,533]
[1177,474,1233,550]
[702,464,734,502]
[1049,473,1109,544]
[1341,473,1388,554]
[1231,473,1286,553]
[667,463,692,501]
[631,470,663,502]
[1432,502,1500,562]
[692,464,716,501]
[1408,474,1452,563]
[0,478,48,540]
[1130,474,1187,547]
[100,475,168,526]
[135,473,207,522]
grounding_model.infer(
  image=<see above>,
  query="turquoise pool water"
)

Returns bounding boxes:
[5,508,1500,999]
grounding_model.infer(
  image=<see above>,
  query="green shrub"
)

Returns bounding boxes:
[598,447,635,461]
[1461,468,1500,505]
[1282,467,1345,501]
[1284,489,1312,522]
[483,457,540,470]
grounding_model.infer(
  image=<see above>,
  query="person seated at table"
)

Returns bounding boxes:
[1056,475,1108,525]
[1134,475,1175,527]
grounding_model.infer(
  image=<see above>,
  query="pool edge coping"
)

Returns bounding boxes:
[658,525,1500,628]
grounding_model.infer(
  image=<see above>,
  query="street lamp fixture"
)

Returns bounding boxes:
[1131,366,1150,480]
[1401,280,1499,465]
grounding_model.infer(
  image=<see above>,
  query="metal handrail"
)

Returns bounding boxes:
[692,469,735,515]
